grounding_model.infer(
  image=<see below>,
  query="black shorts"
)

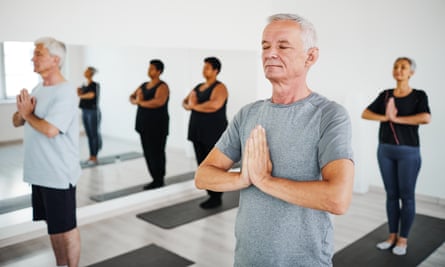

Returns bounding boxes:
[32,184,77,235]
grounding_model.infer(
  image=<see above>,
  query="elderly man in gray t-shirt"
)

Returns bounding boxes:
[195,13,354,266]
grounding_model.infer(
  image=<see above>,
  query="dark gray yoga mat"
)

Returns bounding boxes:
[333,214,445,267]
[137,190,240,229]
[87,244,194,267]
[90,171,195,202]
[80,151,143,168]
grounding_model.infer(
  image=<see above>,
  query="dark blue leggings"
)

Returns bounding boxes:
[82,109,102,157]
[377,143,421,238]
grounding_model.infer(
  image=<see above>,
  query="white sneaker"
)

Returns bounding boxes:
[392,245,407,255]
[376,241,393,250]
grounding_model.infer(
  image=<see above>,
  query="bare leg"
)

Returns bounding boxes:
[50,228,80,267]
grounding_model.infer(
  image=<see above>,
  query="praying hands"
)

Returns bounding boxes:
[241,125,273,186]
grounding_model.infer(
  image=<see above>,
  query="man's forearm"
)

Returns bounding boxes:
[23,113,59,138]
[195,165,249,192]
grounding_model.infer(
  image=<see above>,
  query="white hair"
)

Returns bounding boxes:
[34,37,66,68]
[268,13,317,52]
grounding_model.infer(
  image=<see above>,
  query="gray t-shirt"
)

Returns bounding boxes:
[23,81,81,189]
[216,93,353,266]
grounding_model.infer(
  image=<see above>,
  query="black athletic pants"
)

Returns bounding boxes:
[140,133,167,185]
[192,141,223,200]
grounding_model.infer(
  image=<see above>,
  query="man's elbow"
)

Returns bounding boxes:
[328,200,350,215]
[326,189,352,215]
[45,127,60,138]
[194,168,205,190]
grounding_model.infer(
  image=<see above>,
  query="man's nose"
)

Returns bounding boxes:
[264,50,278,59]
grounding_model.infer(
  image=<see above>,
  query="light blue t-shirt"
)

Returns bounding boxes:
[216,93,353,267]
[23,81,81,189]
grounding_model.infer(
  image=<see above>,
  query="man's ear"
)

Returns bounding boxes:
[53,55,61,67]
[305,47,319,67]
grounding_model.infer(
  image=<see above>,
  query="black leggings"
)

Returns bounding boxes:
[140,133,167,184]
[193,141,223,199]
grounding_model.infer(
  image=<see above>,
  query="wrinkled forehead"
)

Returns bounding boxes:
[262,20,302,41]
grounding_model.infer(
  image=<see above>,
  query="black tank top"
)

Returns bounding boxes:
[188,81,228,145]
[135,81,169,136]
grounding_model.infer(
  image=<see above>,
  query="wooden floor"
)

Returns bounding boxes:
[0,137,444,267]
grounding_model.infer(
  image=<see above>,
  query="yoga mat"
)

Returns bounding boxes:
[137,190,240,229]
[333,214,445,267]
[0,194,31,214]
[90,172,195,202]
[117,152,144,161]
[80,151,143,169]
[87,244,194,267]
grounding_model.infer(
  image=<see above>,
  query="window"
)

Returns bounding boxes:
[1,42,39,99]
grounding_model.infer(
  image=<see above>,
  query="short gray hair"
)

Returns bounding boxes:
[268,13,317,52]
[395,57,416,71]
[34,37,66,68]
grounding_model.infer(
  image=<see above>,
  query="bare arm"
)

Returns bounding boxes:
[246,125,354,215]
[182,92,192,110]
[391,113,431,125]
[137,84,169,108]
[363,98,431,125]
[16,89,59,138]
[129,87,141,105]
[195,147,251,192]
[23,113,60,138]
[188,84,228,113]
[77,87,95,100]
[361,109,388,122]
[254,159,354,215]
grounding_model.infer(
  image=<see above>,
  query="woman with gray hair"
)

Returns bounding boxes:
[362,57,431,255]
[78,66,102,165]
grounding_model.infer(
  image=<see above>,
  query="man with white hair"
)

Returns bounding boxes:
[195,14,354,266]
[13,37,81,267]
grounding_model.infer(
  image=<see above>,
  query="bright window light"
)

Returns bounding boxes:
[3,42,39,99]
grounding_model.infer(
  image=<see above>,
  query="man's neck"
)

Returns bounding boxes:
[41,70,66,86]
[270,78,311,104]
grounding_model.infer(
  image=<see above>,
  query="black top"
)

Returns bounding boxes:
[188,81,228,145]
[135,81,169,137]
[79,81,100,110]
[367,89,430,146]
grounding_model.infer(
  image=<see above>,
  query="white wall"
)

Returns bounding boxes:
[0,0,444,199]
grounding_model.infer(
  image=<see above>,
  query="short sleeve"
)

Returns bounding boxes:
[318,102,354,168]
[416,90,431,114]
[215,110,243,163]
[367,90,388,115]
[45,85,78,134]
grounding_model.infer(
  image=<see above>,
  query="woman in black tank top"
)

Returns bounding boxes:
[183,57,228,209]
[130,59,170,190]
